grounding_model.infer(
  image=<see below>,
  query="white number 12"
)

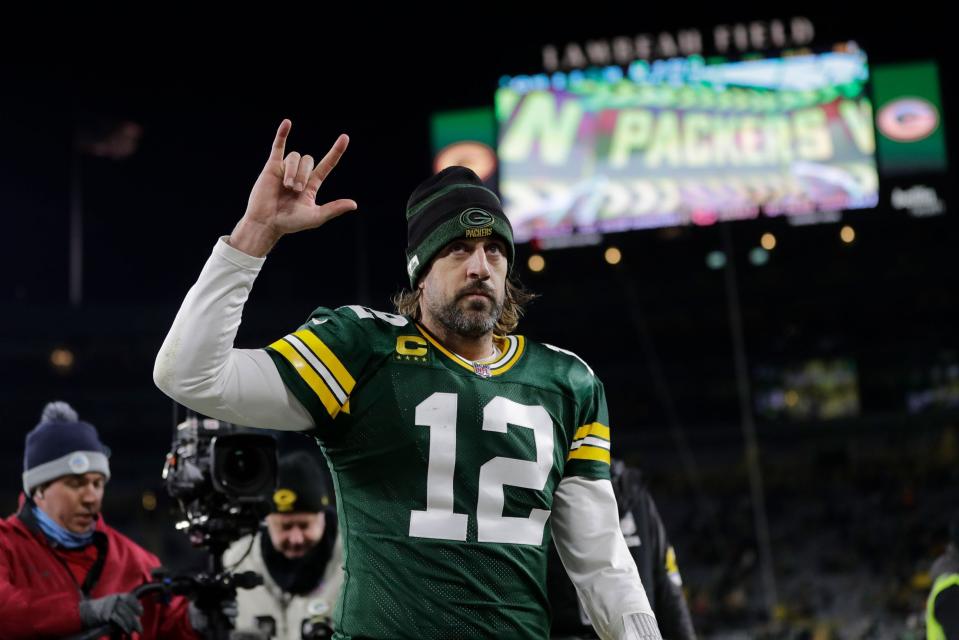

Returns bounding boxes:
[408,393,554,545]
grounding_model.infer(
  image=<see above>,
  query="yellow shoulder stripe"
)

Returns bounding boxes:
[269,339,345,418]
[293,330,356,393]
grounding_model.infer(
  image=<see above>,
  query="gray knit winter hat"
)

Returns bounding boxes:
[22,402,111,495]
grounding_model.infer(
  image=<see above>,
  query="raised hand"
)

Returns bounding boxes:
[230,120,357,256]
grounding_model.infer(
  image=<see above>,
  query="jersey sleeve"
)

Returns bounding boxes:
[564,367,613,482]
[264,305,379,431]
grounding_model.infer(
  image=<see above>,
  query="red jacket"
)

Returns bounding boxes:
[0,501,198,639]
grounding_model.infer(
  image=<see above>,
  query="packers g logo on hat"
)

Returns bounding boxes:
[460,208,494,228]
[273,488,297,512]
[460,208,494,238]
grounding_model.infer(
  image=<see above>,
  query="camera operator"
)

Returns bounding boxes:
[223,452,343,639]
[0,402,200,639]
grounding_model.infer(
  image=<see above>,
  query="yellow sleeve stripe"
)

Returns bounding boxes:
[293,330,355,393]
[573,422,610,442]
[567,445,611,465]
[269,339,345,419]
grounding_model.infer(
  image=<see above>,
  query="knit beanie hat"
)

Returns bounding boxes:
[404,166,514,286]
[271,451,329,514]
[23,402,111,495]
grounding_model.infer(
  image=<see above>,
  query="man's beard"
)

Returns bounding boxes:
[427,284,504,339]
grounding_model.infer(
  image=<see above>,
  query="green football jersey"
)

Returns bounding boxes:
[266,305,612,640]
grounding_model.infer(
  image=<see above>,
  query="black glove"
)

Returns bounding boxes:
[78,592,144,635]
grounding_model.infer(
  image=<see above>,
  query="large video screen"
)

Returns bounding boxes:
[497,45,879,242]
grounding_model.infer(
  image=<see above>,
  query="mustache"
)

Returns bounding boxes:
[456,283,496,299]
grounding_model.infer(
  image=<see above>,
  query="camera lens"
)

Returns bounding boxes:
[212,434,277,498]
[224,446,261,487]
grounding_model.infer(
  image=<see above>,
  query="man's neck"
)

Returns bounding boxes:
[420,316,495,361]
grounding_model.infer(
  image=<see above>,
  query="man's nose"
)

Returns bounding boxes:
[465,246,491,280]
